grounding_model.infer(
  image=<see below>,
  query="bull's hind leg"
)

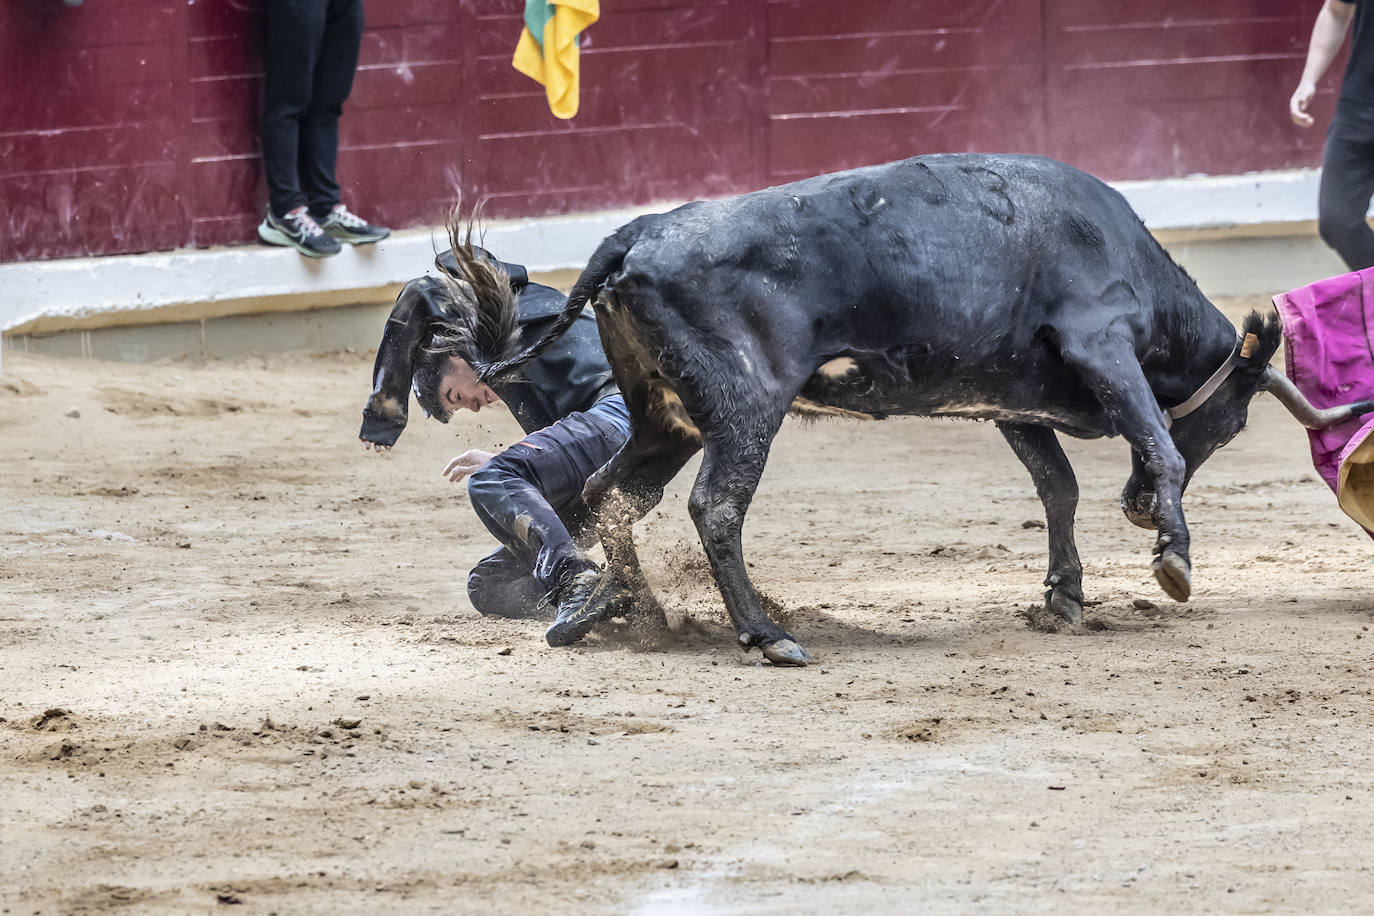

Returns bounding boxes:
[1060,337,1192,601]
[589,429,701,622]
[997,422,1084,629]
[689,417,813,667]
[545,411,700,647]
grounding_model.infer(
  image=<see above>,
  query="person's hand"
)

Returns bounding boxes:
[443,449,495,483]
[361,438,392,453]
[1291,81,1317,127]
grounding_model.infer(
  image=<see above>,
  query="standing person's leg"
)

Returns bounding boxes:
[302,0,363,219]
[464,398,630,616]
[259,0,341,256]
[261,0,328,220]
[306,0,390,243]
[1318,109,1374,271]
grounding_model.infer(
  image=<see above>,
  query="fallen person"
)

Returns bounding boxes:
[359,229,633,645]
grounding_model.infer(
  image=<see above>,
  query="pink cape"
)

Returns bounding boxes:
[1272,268,1374,537]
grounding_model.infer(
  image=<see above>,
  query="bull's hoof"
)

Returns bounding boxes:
[761,639,814,667]
[1048,586,1084,627]
[1120,491,1159,530]
[1025,601,1081,634]
[1122,506,1157,530]
[1027,575,1085,633]
[1152,552,1191,602]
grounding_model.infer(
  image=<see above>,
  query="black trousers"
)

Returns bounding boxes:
[261,0,364,220]
[1320,105,1374,271]
[465,396,631,618]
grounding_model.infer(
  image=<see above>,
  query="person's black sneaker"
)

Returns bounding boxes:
[257,206,341,258]
[544,569,633,647]
[318,204,391,245]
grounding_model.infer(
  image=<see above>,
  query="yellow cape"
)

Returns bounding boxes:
[512,0,599,119]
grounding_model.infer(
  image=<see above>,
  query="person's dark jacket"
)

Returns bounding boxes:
[461,252,618,434]
[359,249,616,446]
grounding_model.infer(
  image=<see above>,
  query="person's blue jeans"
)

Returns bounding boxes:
[465,395,630,617]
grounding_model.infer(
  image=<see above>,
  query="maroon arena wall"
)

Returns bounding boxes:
[0,0,1336,263]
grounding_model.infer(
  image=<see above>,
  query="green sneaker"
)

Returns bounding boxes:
[318,204,391,245]
[257,207,341,258]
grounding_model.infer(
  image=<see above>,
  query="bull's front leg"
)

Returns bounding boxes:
[996,422,1084,630]
[688,427,813,667]
[1062,338,1192,602]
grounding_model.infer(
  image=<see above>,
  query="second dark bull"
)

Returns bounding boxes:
[482,153,1374,666]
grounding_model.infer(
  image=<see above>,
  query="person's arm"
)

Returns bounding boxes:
[1292,0,1357,127]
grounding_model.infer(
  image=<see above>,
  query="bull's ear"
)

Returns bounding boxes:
[1237,310,1283,369]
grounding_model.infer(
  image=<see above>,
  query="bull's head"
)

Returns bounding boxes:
[1122,310,1374,528]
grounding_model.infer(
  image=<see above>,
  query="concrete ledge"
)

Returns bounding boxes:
[0,206,657,337]
[3,302,397,364]
[1116,168,1332,231]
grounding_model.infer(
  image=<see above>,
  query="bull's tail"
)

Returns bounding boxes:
[479,220,644,382]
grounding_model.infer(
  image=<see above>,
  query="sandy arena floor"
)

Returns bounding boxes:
[3,307,1374,913]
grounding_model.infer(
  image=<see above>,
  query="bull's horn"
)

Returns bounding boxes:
[1262,366,1374,429]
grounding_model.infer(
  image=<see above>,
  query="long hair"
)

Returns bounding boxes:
[425,205,522,376]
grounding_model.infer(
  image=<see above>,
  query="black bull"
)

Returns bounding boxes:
[482,154,1374,666]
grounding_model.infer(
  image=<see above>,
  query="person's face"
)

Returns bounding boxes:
[438,356,500,414]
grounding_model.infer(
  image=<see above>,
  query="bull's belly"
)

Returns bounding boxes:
[798,358,1108,437]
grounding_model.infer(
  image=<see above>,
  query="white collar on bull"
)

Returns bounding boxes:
[1162,333,1254,428]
